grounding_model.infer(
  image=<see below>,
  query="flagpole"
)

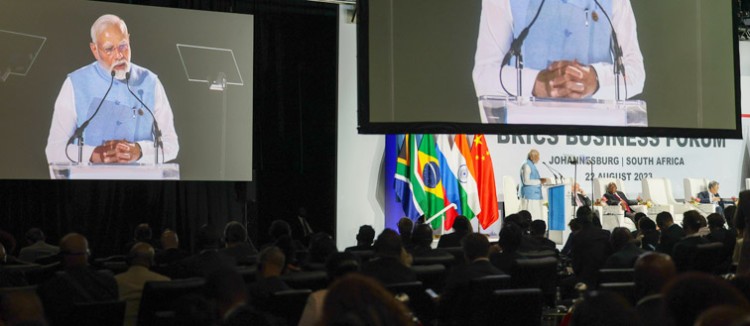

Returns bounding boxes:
[425,203,458,234]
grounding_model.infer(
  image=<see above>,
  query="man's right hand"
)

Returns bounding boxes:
[540,177,549,184]
[90,140,119,163]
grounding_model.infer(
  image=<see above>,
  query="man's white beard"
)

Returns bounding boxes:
[111,60,130,80]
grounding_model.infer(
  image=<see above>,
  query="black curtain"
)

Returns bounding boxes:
[0,0,338,257]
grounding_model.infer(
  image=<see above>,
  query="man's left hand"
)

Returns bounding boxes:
[112,140,141,163]
[534,60,599,99]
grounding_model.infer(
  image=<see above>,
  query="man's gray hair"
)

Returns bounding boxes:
[90,14,128,43]
[708,180,719,190]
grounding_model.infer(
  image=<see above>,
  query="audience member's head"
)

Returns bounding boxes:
[0,290,47,326]
[633,212,648,229]
[373,229,403,258]
[196,224,221,251]
[320,274,412,326]
[707,213,726,230]
[682,211,704,235]
[268,219,292,240]
[205,268,247,317]
[663,272,750,326]
[223,221,248,246]
[355,225,376,247]
[591,214,603,229]
[576,206,594,224]
[412,224,434,248]
[498,223,522,253]
[160,229,179,250]
[656,211,674,229]
[452,215,470,233]
[24,228,46,245]
[517,210,532,231]
[257,246,285,278]
[504,213,523,228]
[461,233,491,262]
[127,242,156,268]
[133,223,152,242]
[59,233,90,267]
[610,227,634,252]
[325,252,360,282]
[0,230,16,256]
[724,205,737,229]
[397,217,414,238]
[530,220,547,237]
[694,305,750,326]
[570,290,639,326]
[569,218,582,233]
[638,217,657,232]
[307,232,338,264]
[634,252,675,299]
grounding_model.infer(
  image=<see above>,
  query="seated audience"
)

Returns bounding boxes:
[303,232,338,270]
[737,190,750,274]
[693,305,750,326]
[153,229,189,267]
[206,268,275,326]
[696,213,711,237]
[0,243,27,287]
[529,220,556,251]
[37,233,118,325]
[438,215,470,248]
[268,219,304,271]
[397,217,415,252]
[411,224,451,259]
[569,290,640,326]
[705,213,736,270]
[603,227,645,269]
[636,217,659,251]
[662,272,750,326]
[656,212,685,255]
[319,274,413,326]
[171,294,217,326]
[219,221,258,265]
[567,207,612,287]
[634,252,675,326]
[123,223,154,254]
[361,229,417,285]
[298,252,360,326]
[441,233,504,323]
[115,242,170,326]
[734,212,745,265]
[168,225,236,279]
[247,246,289,303]
[630,212,648,238]
[561,218,582,257]
[490,223,524,274]
[0,289,47,326]
[672,211,710,272]
[344,225,376,252]
[18,228,59,263]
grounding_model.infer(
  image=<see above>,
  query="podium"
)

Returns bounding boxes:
[546,183,574,246]
[49,163,180,180]
[478,96,648,127]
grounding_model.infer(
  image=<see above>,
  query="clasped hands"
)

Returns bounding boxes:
[90,140,141,163]
[533,60,598,99]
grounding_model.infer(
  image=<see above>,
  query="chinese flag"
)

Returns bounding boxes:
[470,134,499,229]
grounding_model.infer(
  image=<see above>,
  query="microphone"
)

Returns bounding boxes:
[593,0,626,100]
[542,162,561,184]
[66,70,116,163]
[125,72,163,164]
[499,0,547,96]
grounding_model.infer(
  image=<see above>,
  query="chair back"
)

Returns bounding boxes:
[593,178,625,201]
[138,278,206,326]
[349,250,375,263]
[412,253,455,268]
[490,288,544,326]
[280,270,328,291]
[503,175,520,215]
[441,247,466,266]
[694,242,725,274]
[511,257,558,306]
[597,268,635,285]
[267,289,313,326]
[599,282,636,306]
[683,178,709,202]
[411,264,446,292]
[67,300,126,326]
[385,281,436,324]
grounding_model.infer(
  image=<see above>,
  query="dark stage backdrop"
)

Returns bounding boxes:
[0,0,338,257]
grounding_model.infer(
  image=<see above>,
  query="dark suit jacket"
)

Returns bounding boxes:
[603,243,645,269]
[639,230,660,251]
[167,249,236,279]
[154,247,190,267]
[656,224,685,255]
[440,259,504,323]
[573,193,592,207]
[604,191,637,206]
[37,266,119,325]
[219,242,258,265]
[361,256,417,285]
[437,231,469,248]
[247,276,290,305]
[529,235,558,251]
[672,235,710,272]
[568,226,612,286]
[636,295,666,326]
[489,251,523,274]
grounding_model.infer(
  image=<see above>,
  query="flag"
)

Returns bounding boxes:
[415,134,448,230]
[394,134,423,219]
[436,134,481,230]
[471,134,499,229]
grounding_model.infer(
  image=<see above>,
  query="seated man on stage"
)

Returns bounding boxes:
[697,180,734,215]
[45,14,178,165]
[572,183,592,207]
[603,182,637,221]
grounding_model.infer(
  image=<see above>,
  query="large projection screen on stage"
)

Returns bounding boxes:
[357,0,742,139]
[0,0,253,181]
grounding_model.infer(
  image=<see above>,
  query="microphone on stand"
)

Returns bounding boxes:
[593,0,626,100]
[66,70,116,163]
[125,72,163,164]
[499,0,547,96]
[542,162,561,184]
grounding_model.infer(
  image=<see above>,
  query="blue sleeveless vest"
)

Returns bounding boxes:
[509,0,613,71]
[69,62,157,146]
[520,159,542,200]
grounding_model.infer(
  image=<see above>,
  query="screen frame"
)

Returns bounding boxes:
[356,0,744,139]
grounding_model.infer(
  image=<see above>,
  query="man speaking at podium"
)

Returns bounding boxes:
[519,149,548,220]
[472,0,645,100]
[45,14,178,164]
